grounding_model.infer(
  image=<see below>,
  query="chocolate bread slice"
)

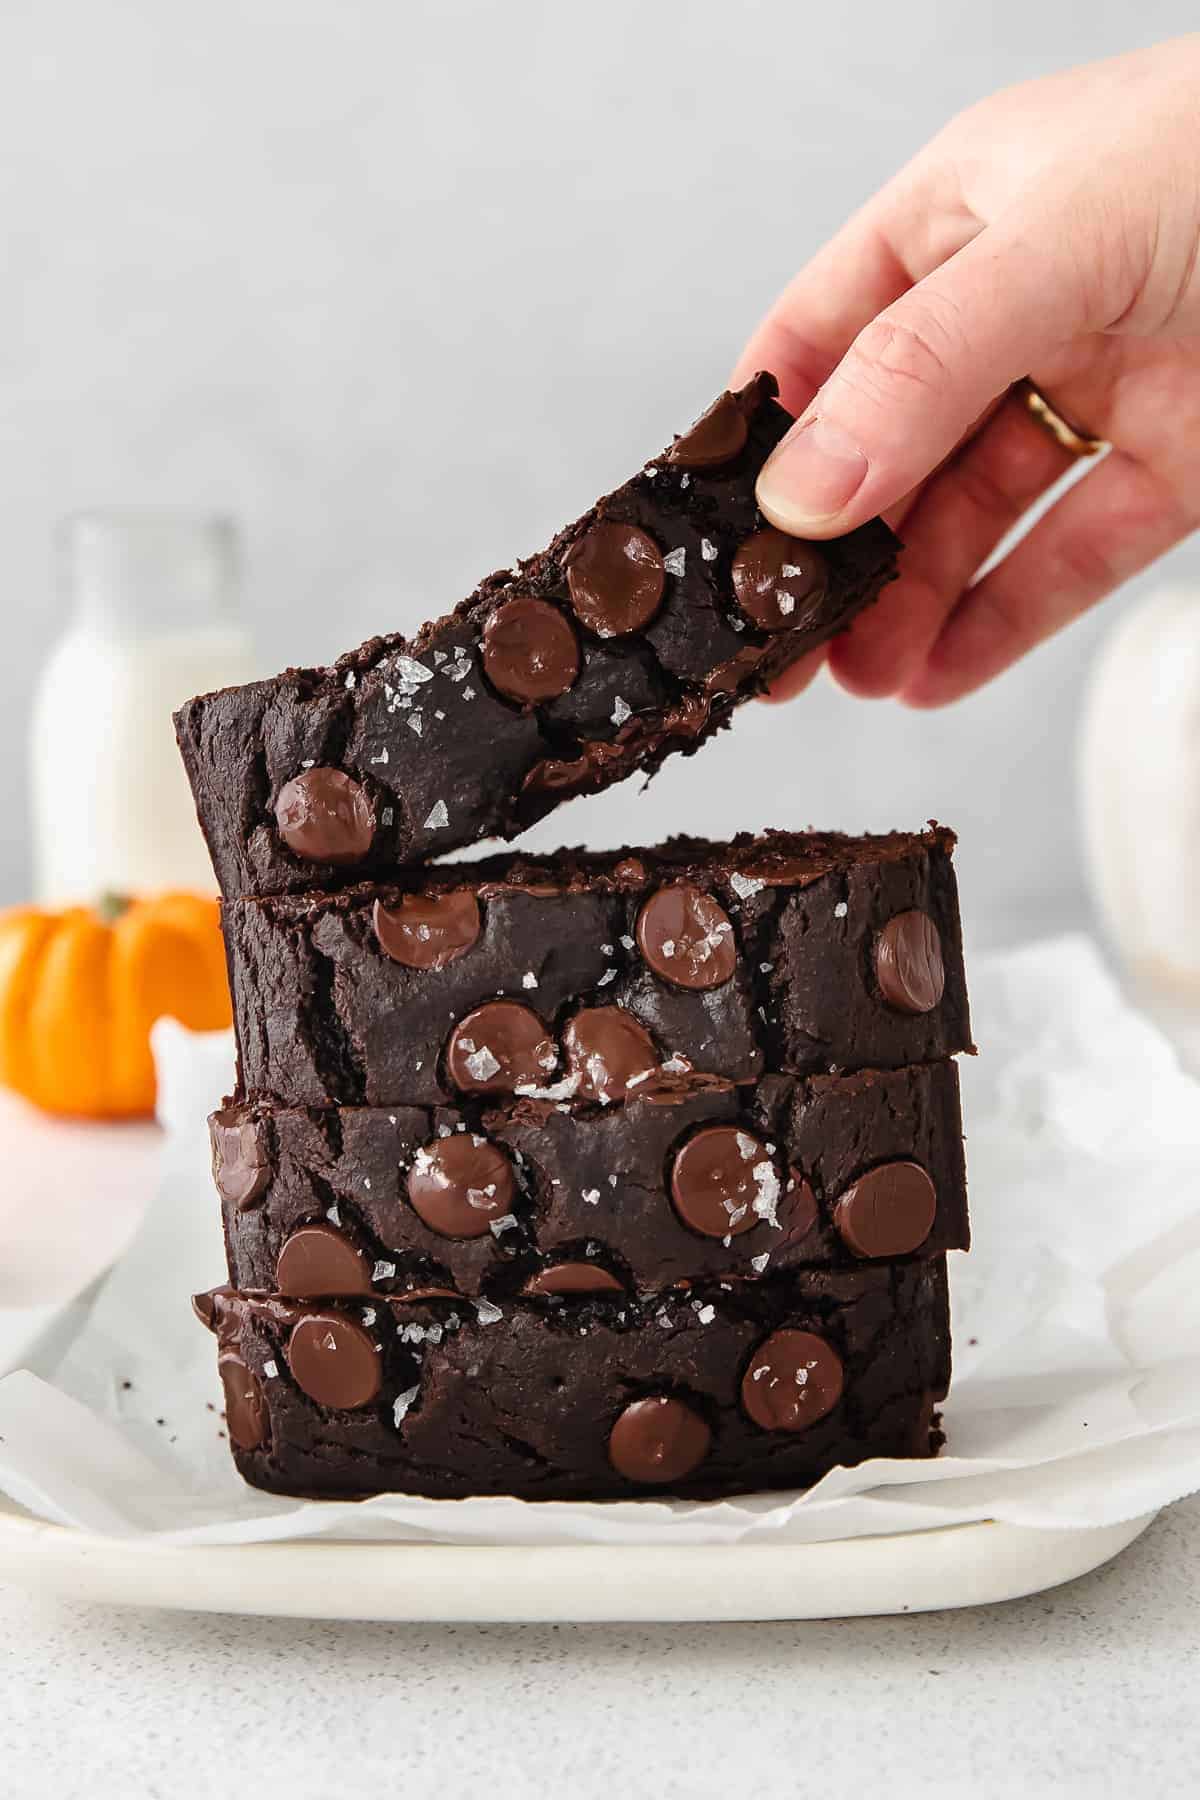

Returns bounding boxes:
[195,1259,950,1501]
[176,376,899,900]
[215,1061,968,1299]
[223,827,970,1107]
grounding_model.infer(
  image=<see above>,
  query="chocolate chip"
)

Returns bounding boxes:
[192,1290,217,1330]
[287,1310,382,1410]
[522,1262,625,1296]
[445,1001,557,1094]
[210,1112,271,1211]
[875,910,945,1013]
[741,1329,844,1432]
[407,1133,518,1238]
[635,884,736,990]
[275,1224,372,1298]
[274,767,375,865]
[834,1162,937,1258]
[564,521,665,637]
[373,889,482,970]
[670,1126,776,1239]
[562,1006,659,1103]
[218,1352,268,1450]
[607,1395,711,1484]
[482,596,581,703]
[665,390,749,470]
[731,529,828,632]
[778,1174,819,1247]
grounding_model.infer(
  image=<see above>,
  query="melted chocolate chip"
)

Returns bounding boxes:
[192,1290,217,1331]
[218,1352,268,1451]
[445,1001,557,1094]
[670,1127,777,1239]
[373,889,482,970]
[210,1112,271,1212]
[875,911,945,1014]
[482,596,581,703]
[522,1262,625,1296]
[741,1329,844,1432]
[564,521,665,637]
[779,1174,820,1248]
[275,1224,372,1298]
[562,1006,659,1103]
[287,1310,382,1410]
[665,390,750,470]
[731,529,828,632]
[607,1395,712,1484]
[833,1162,937,1258]
[274,768,375,866]
[407,1134,518,1238]
[636,884,737,990]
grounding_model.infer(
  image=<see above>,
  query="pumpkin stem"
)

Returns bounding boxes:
[96,891,133,924]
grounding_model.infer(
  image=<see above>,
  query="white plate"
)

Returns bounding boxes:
[0,1496,1156,1622]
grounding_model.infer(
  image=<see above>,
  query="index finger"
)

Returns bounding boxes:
[731,158,975,418]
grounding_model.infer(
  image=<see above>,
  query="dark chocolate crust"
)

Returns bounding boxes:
[222,827,971,1106]
[198,1260,950,1501]
[218,1061,968,1297]
[176,376,899,900]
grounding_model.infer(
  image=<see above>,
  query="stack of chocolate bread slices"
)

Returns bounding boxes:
[179,374,973,1501]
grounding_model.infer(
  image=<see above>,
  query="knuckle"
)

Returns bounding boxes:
[952,456,1023,527]
[842,301,961,410]
[1050,529,1118,595]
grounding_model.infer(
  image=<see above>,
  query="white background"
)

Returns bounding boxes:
[1,0,1197,934]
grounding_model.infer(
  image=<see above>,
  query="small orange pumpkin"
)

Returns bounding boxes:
[0,892,232,1118]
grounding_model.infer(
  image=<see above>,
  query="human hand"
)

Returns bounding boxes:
[733,37,1200,706]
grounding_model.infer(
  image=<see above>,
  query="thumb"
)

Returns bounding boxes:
[755,215,1098,538]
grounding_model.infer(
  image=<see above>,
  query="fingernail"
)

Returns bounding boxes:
[757,415,868,531]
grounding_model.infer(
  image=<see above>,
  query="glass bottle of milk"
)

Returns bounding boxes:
[30,512,254,902]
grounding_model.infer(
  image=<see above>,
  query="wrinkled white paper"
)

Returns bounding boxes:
[2,935,1199,1547]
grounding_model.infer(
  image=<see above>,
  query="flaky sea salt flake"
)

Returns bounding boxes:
[464,1046,501,1083]
[730,872,764,899]
[751,1161,781,1228]
[663,547,687,578]
[424,800,450,829]
[393,1384,421,1426]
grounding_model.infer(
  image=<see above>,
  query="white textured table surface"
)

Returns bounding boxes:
[2,1498,1198,1799]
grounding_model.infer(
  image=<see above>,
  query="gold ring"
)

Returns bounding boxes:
[1019,379,1107,458]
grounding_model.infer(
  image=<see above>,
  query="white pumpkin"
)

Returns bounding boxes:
[1079,585,1200,998]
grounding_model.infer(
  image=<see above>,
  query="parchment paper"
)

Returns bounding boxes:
[2,936,1198,1546]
